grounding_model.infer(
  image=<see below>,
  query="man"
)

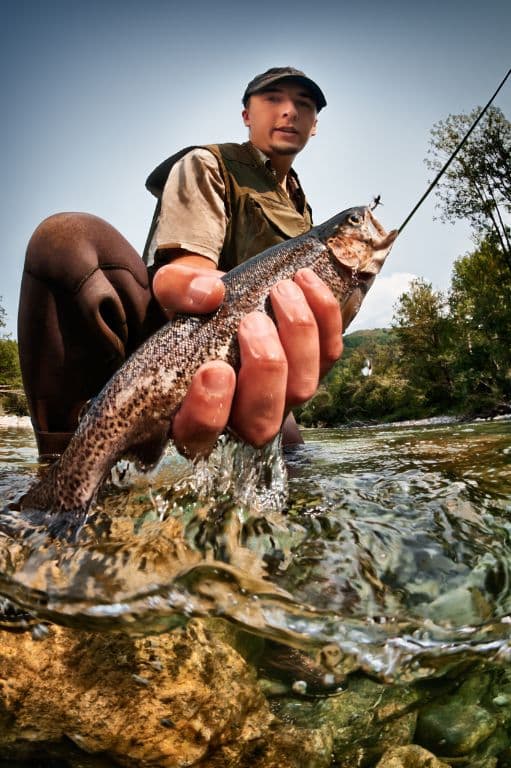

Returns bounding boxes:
[18,67,342,460]
[143,67,342,454]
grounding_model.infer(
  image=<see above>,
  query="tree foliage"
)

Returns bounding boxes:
[392,279,454,410]
[0,297,25,414]
[0,339,21,386]
[426,106,511,267]
[296,234,510,426]
[448,237,511,411]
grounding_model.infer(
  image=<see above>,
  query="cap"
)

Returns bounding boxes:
[242,67,327,111]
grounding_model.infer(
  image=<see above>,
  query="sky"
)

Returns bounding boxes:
[1,0,510,338]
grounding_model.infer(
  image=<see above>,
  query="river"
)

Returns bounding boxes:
[0,417,510,766]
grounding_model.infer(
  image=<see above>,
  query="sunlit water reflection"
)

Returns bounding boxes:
[0,417,510,683]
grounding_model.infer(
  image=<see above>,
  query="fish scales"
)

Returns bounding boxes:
[21,206,397,521]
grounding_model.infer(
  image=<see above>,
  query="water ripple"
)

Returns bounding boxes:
[0,418,510,683]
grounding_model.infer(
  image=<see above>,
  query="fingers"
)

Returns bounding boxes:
[269,279,320,407]
[172,361,236,458]
[153,263,225,318]
[293,268,343,378]
[230,312,288,447]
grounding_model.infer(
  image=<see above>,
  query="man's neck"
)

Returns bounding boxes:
[250,142,295,184]
[268,153,295,184]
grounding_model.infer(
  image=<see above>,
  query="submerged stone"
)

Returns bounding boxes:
[416,701,497,756]
[375,745,450,767]
[0,620,335,767]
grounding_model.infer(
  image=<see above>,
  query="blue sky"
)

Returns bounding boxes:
[1,0,510,337]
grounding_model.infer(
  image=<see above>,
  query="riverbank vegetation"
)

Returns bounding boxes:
[0,299,26,416]
[297,105,511,426]
[296,239,511,426]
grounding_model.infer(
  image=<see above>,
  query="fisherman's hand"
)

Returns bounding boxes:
[153,260,342,457]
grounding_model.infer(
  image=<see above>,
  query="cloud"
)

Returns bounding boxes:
[348,272,418,332]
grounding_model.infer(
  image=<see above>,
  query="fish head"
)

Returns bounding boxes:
[316,206,398,277]
[314,206,398,330]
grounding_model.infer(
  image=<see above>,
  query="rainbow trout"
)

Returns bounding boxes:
[21,207,397,521]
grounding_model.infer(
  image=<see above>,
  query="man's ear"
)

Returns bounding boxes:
[310,119,318,137]
[242,108,250,127]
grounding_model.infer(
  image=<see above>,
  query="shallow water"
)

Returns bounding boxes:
[0,418,510,684]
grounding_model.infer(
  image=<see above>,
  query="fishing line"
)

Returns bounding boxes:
[398,67,511,234]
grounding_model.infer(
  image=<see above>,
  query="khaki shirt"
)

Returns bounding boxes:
[146,145,306,268]
[146,148,226,267]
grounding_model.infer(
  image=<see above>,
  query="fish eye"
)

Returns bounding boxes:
[348,213,363,226]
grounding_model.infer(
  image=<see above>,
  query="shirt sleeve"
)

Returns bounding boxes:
[149,148,227,267]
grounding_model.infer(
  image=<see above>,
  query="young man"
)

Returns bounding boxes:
[18,67,342,460]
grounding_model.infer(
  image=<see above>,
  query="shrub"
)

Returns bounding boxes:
[1,391,29,417]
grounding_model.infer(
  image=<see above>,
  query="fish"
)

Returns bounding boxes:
[20,206,397,524]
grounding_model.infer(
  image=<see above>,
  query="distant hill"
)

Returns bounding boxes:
[342,328,394,356]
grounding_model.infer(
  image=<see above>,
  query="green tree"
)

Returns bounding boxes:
[391,279,455,411]
[0,338,21,386]
[448,236,511,412]
[426,106,511,267]
[0,296,25,414]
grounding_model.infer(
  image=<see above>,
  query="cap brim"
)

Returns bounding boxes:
[245,74,327,111]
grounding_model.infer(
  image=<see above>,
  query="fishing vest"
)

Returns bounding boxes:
[143,142,313,272]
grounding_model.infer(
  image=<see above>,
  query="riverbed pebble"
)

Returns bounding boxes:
[416,702,497,756]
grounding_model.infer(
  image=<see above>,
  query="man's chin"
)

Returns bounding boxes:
[271,143,302,156]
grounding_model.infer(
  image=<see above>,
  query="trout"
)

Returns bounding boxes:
[21,206,397,521]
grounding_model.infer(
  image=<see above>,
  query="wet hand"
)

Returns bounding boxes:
[153,262,342,457]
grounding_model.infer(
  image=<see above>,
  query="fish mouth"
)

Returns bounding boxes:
[373,228,398,251]
[366,209,398,249]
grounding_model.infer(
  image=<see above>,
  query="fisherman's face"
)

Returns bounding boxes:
[242,82,318,158]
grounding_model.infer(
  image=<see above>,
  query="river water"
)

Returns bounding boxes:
[0,417,510,685]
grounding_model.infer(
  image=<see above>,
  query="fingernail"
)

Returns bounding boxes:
[241,312,277,358]
[274,279,302,299]
[242,312,273,334]
[189,275,218,305]
[201,365,233,393]
[296,268,321,285]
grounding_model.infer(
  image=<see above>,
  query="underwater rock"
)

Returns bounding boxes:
[416,701,497,757]
[415,673,499,758]
[414,667,511,766]
[0,619,336,767]
[272,675,421,766]
[375,744,450,767]
[4,617,511,767]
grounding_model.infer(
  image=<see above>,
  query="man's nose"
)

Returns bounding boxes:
[281,100,298,119]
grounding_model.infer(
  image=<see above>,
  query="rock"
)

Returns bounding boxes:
[416,701,497,756]
[0,620,331,767]
[375,744,450,767]
[273,675,420,766]
[4,617,511,767]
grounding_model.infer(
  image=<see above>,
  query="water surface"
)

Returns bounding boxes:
[0,417,510,683]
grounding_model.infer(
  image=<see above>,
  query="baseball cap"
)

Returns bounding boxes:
[243,67,327,111]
